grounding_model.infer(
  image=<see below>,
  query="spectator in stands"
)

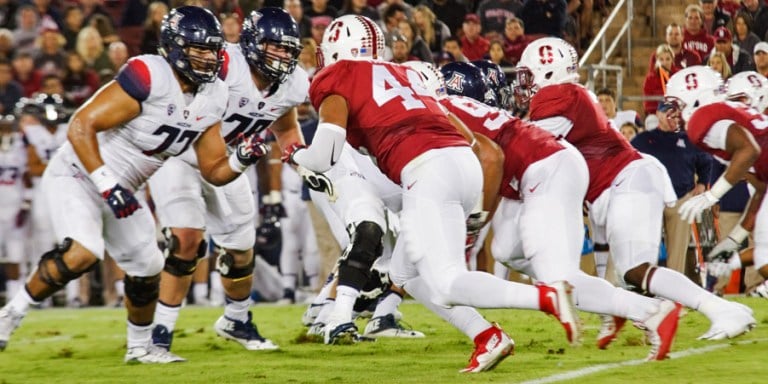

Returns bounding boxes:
[502,17,531,66]
[631,101,713,282]
[435,50,455,66]
[487,40,512,66]
[13,5,39,54]
[476,0,522,41]
[460,14,490,61]
[76,26,110,73]
[61,51,99,106]
[299,38,318,79]
[424,0,468,36]
[106,41,129,73]
[0,58,22,114]
[755,41,768,77]
[284,0,312,39]
[11,51,41,97]
[642,44,676,116]
[710,26,753,74]
[413,5,450,56]
[38,73,64,97]
[380,3,407,41]
[708,51,733,79]
[619,122,639,142]
[741,0,768,43]
[33,0,64,31]
[389,32,416,64]
[519,0,568,39]
[397,19,433,63]
[88,14,119,46]
[221,13,241,43]
[61,5,84,51]
[0,1,18,30]
[700,0,730,34]
[79,0,111,26]
[733,11,760,57]
[683,4,715,59]
[338,0,379,21]
[443,36,468,62]
[720,0,741,17]
[0,28,13,59]
[376,0,413,22]
[207,0,244,21]
[32,22,66,77]
[140,1,167,55]
[310,16,330,46]
[596,87,643,131]
[305,0,338,26]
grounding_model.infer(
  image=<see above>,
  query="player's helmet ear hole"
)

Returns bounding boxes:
[544,72,553,80]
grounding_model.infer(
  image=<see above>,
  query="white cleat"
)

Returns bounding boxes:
[460,323,514,373]
[0,306,24,351]
[698,308,756,341]
[124,345,186,364]
[537,281,581,346]
[749,281,768,298]
[363,314,425,338]
[596,315,627,350]
[638,300,682,361]
[306,322,326,337]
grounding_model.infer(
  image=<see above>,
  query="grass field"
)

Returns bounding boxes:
[0,297,766,384]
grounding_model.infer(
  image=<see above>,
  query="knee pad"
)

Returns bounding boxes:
[38,238,97,289]
[124,274,160,307]
[593,243,610,252]
[215,249,254,280]
[162,228,207,277]
[338,221,384,289]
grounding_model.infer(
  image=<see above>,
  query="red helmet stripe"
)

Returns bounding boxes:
[358,16,379,59]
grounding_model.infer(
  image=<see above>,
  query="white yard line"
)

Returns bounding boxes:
[519,338,768,384]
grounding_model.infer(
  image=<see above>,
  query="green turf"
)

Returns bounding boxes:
[0,298,766,384]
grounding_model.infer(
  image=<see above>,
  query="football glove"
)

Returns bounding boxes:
[281,142,306,165]
[297,165,337,202]
[678,191,719,223]
[229,134,270,172]
[102,184,141,219]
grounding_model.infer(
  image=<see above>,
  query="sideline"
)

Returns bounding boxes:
[518,337,768,384]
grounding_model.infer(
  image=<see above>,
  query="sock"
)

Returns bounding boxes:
[329,285,359,324]
[371,291,402,318]
[127,320,152,349]
[314,299,335,325]
[307,274,320,290]
[405,276,490,339]
[154,301,182,332]
[6,280,22,302]
[223,296,251,323]
[447,271,540,309]
[192,283,207,303]
[281,274,297,291]
[115,280,125,298]
[64,280,80,303]
[7,286,38,315]
[594,251,609,279]
[312,279,334,305]
[648,267,717,314]
[210,271,224,305]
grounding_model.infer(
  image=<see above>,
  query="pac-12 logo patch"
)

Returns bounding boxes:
[167,104,176,116]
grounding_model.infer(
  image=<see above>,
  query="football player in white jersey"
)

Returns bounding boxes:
[0,115,29,305]
[17,95,77,305]
[148,7,309,353]
[0,6,269,363]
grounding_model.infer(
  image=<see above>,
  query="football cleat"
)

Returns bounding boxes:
[363,314,425,338]
[302,302,325,326]
[460,323,514,373]
[596,315,627,349]
[749,281,768,298]
[124,345,186,364]
[0,306,24,351]
[214,311,279,351]
[323,321,375,344]
[636,300,681,361]
[697,302,756,341]
[306,322,326,337]
[151,324,174,351]
[537,281,581,346]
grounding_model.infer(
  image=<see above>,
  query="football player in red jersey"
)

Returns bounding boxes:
[283,14,582,370]
[669,67,768,305]
[514,39,755,343]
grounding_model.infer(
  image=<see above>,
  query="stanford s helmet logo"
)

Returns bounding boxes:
[685,73,699,90]
[539,45,554,64]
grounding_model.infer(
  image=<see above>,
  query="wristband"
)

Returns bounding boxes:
[228,153,246,173]
[262,190,282,205]
[90,165,119,192]
[709,176,733,199]
[728,224,750,244]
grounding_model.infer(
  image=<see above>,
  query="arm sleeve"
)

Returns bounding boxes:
[702,120,732,151]
[529,116,573,138]
[292,122,346,173]
[116,58,151,102]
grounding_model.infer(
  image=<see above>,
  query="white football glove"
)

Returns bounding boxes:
[706,237,741,262]
[297,165,337,202]
[707,260,735,278]
[678,191,719,223]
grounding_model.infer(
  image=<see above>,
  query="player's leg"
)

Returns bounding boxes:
[608,160,754,340]
[147,160,208,351]
[298,201,321,293]
[747,201,768,296]
[207,173,278,351]
[1,219,26,303]
[278,188,303,304]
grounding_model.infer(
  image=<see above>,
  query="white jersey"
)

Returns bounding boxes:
[23,123,68,164]
[55,55,228,191]
[0,132,27,209]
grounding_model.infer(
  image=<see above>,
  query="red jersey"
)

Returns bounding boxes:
[310,60,468,184]
[687,101,768,182]
[439,95,564,200]
[529,83,641,202]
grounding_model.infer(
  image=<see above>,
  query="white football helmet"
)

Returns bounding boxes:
[664,65,725,123]
[726,71,768,113]
[319,15,385,68]
[401,60,446,99]
[513,37,580,108]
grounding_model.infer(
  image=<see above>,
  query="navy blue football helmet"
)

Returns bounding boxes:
[472,60,512,110]
[440,62,497,106]
[240,7,302,83]
[159,6,224,84]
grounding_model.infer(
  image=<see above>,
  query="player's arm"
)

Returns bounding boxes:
[739,174,766,232]
[194,121,268,186]
[25,144,45,177]
[283,95,346,173]
[67,80,141,173]
[719,124,761,187]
